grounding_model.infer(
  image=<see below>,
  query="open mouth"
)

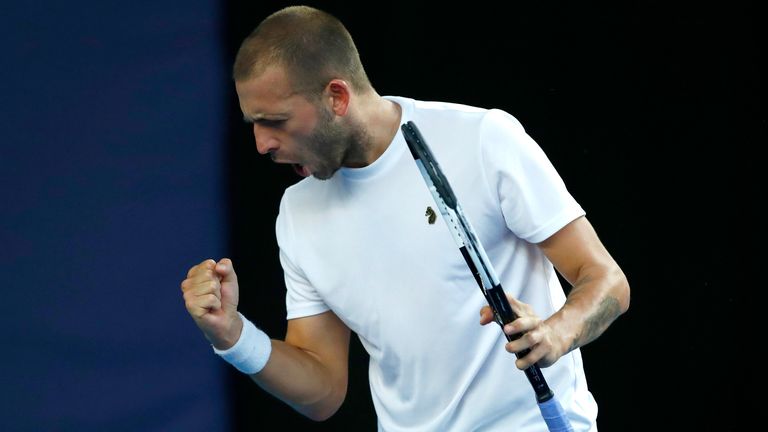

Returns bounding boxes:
[292,163,310,178]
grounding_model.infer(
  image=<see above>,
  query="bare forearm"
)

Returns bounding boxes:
[548,265,630,353]
[249,340,347,421]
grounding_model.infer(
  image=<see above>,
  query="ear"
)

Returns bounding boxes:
[326,79,351,116]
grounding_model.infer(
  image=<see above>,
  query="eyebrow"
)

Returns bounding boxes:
[242,113,288,123]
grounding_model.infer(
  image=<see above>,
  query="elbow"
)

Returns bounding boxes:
[306,407,340,422]
[614,269,631,315]
[297,383,347,422]
[302,396,345,422]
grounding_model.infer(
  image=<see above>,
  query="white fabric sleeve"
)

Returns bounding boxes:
[479,109,585,243]
[279,247,331,319]
[276,197,331,320]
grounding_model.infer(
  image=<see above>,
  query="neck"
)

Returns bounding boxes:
[355,94,402,166]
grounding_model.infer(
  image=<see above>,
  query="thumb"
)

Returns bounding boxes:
[214,258,239,313]
[215,258,237,283]
[479,305,495,325]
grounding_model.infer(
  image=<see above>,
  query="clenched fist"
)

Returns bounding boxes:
[181,258,243,350]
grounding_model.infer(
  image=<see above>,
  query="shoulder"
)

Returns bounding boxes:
[411,99,488,126]
[412,99,487,115]
[402,96,527,138]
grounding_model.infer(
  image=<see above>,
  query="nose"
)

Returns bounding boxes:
[253,123,279,155]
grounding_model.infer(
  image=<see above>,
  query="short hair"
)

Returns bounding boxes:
[233,5,372,97]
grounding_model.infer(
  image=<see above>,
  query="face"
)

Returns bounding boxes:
[235,66,362,180]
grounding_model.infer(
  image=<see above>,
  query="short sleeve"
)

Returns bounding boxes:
[480,109,585,243]
[276,196,331,320]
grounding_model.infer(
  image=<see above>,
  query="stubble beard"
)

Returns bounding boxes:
[304,106,369,181]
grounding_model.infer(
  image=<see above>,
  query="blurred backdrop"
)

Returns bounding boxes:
[1,1,763,431]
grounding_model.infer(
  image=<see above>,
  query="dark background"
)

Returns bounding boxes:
[1,0,763,431]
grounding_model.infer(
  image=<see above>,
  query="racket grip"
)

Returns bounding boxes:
[485,285,519,331]
[538,397,574,431]
[486,285,555,403]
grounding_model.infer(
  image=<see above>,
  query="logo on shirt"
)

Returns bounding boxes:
[425,206,437,224]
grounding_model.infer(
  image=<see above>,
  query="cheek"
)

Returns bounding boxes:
[292,102,323,135]
[285,117,322,151]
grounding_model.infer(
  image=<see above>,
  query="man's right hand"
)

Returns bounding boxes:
[181,258,243,350]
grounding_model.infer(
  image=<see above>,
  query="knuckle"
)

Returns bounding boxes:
[180,279,191,292]
[207,280,219,291]
[204,293,216,304]
[523,332,537,345]
[187,265,200,278]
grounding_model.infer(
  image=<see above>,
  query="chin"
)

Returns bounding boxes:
[312,167,340,181]
[312,172,333,181]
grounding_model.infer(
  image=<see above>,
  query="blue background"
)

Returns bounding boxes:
[1,1,763,431]
[1,1,230,430]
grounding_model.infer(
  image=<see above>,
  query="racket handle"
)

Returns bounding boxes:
[486,286,555,403]
[538,398,575,432]
[486,285,519,333]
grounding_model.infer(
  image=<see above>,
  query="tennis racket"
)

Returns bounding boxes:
[401,121,574,432]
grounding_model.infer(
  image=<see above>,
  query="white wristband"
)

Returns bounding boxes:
[212,312,272,375]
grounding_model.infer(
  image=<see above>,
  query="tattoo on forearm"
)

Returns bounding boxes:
[568,296,621,352]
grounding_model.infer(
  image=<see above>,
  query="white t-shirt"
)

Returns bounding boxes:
[275,96,596,431]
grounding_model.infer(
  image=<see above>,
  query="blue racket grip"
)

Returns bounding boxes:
[538,397,574,431]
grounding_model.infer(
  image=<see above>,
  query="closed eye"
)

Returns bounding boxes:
[258,119,286,128]
[246,118,286,129]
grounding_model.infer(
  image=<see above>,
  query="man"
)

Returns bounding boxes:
[181,5,630,431]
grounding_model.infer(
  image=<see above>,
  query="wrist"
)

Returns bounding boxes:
[212,312,272,375]
[209,313,244,351]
